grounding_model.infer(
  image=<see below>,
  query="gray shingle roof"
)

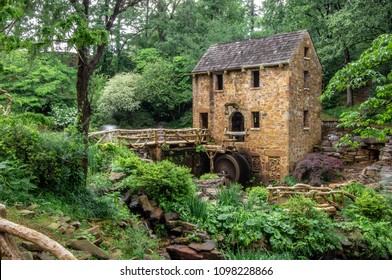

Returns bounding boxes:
[192,30,307,73]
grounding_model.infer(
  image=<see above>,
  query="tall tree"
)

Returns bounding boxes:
[259,0,392,106]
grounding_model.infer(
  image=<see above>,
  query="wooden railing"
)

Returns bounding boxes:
[267,184,356,212]
[88,128,211,148]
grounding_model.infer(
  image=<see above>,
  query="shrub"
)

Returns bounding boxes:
[123,160,196,205]
[199,173,220,180]
[293,153,344,185]
[49,104,77,130]
[0,160,37,205]
[342,182,366,197]
[283,175,298,186]
[346,189,390,221]
[217,183,243,207]
[246,186,269,205]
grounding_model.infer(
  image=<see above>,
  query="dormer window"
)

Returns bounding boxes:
[216,74,223,91]
[252,70,260,88]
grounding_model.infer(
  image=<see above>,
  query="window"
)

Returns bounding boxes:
[252,112,260,128]
[304,47,309,58]
[252,70,260,88]
[303,110,309,128]
[216,74,223,91]
[304,71,310,89]
[200,113,208,129]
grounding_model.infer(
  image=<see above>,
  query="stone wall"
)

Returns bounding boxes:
[288,32,322,170]
[317,123,390,165]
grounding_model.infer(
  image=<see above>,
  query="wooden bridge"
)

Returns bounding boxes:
[88,128,212,149]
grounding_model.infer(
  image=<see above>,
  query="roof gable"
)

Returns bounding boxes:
[192,30,307,73]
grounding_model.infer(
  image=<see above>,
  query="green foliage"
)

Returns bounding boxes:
[134,48,161,73]
[337,218,392,259]
[342,182,366,197]
[118,158,196,205]
[49,104,77,130]
[225,249,293,260]
[183,195,210,223]
[102,214,160,260]
[345,189,391,221]
[97,72,142,124]
[0,160,37,205]
[283,175,298,186]
[0,50,76,113]
[322,34,392,140]
[246,186,269,206]
[217,183,243,207]
[0,117,85,195]
[199,173,219,180]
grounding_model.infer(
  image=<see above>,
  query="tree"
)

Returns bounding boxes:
[0,50,76,113]
[259,0,392,106]
[322,34,392,141]
[137,55,192,121]
[97,72,141,121]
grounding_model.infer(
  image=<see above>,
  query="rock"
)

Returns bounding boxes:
[84,225,101,238]
[170,237,190,245]
[48,222,62,231]
[122,189,133,205]
[189,240,216,252]
[21,251,34,260]
[64,226,76,237]
[58,224,69,234]
[109,172,126,182]
[138,195,152,213]
[197,232,210,241]
[73,251,92,260]
[66,239,109,260]
[164,212,180,222]
[165,220,179,230]
[180,222,198,231]
[59,216,71,224]
[150,207,163,222]
[21,242,43,252]
[70,221,82,229]
[18,210,35,217]
[128,196,140,211]
[166,245,203,260]
[170,227,183,236]
[93,237,103,246]
[34,252,53,260]
[201,250,224,260]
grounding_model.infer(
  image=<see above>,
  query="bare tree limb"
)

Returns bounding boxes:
[0,88,13,116]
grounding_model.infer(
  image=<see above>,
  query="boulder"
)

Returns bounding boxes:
[150,207,163,222]
[180,222,198,231]
[164,212,180,222]
[189,240,216,252]
[84,225,101,238]
[166,245,203,260]
[201,250,224,260]
[21,242,43,252]
[66,239,109,260]
[138,195,152,213]
[18,210,35,217]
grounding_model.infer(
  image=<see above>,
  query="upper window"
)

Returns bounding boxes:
[303,110,309,128]
[252,112,260,128]
[304,71,310,89]
[200,113,208,129]
[216,74,223,91]
[252,70,260,88]
[304,47,309,58]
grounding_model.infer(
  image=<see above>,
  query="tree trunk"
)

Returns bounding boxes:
[76,49,93,179]
[344,48,354,106]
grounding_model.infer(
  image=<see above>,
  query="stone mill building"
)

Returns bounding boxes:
[192,30,322,183]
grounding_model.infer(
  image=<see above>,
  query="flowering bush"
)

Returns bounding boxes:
[293,153,344,186]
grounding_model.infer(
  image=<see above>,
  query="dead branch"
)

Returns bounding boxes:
[0,218,77,260]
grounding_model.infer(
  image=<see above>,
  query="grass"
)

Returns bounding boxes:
[321,105,361,121]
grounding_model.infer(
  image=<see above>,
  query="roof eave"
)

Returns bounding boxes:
[191,61,290,75]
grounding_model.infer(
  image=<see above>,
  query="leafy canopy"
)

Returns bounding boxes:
[322,34,392,140]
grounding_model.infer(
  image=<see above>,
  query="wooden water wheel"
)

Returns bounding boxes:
[214,153,250,184]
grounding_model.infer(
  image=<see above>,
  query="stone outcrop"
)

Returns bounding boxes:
[124,192,224,260]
